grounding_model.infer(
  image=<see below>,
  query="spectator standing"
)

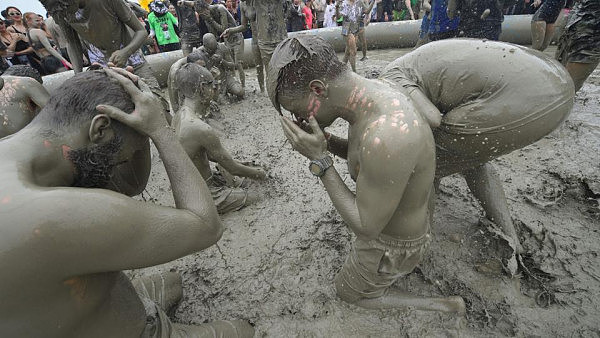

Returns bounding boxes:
[324,0,337,27]
[303,0,315,29]
[148,0,181,52]
[169,4,178,17]
[24,12,71,74]
[289,0,306,31]
[45,16,69,61]
[427,0,459,41]
[336,0,371,71]
[0,19,23,63]
[4,7,40,71]
[448,0,511,41]
[314,0,327,27]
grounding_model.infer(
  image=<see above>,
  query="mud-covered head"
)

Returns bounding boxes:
[2,65,43,84]
[267,35,346,115]
[30,71,151,196]
[175,63,215,105]
[203,33,218,54]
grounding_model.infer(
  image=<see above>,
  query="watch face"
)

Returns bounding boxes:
[309,161,323,176]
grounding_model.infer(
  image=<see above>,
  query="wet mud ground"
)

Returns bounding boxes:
[132,46,600,337]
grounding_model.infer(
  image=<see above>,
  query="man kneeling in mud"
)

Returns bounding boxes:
[0,69,253,337]
[269,36,574,310]
[172,62,267,214]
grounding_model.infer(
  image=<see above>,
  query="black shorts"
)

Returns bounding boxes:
[41,55,64,74]
[532,0,567,24]
[158,42,181,53]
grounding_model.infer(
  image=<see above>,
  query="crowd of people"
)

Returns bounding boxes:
[0,0,598,336]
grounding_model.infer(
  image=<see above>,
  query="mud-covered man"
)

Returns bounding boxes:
[0,68,253,337]
[269,36,466,313]
[171,62,267,213]
[186,33,245,100]
[0,65,49,138]
[269,36,574,309]
[197,0,246,88]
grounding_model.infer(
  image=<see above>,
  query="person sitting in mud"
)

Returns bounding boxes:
[172,62,267,214]
[268,36,574,310]
[269,35,466,313]
[0,68,254,337]
[0,65,49,138]
[187,33,245,100]
[197,0,246,88]
[555,0,599,92]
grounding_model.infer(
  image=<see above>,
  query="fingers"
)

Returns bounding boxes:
[279,116,300,146]
[96,104,133,125]
[104,68,142,99]
[308,116,324,137]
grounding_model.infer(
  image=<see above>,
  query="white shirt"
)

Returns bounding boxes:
[324,3,337,27]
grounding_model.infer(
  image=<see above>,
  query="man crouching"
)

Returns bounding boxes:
[269,36,465,313]
[0,69,253,337]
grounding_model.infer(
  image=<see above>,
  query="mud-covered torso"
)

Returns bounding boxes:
[0,163,145,337]
[252,0,288,44]
[173,108,213,179]
[66,0,138,58]
[0,77,39,138]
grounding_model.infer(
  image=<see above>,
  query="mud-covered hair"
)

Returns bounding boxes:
[267,35,346,114]
[30,71,135,133]
[175,63,214,99]
[3,65,43,83]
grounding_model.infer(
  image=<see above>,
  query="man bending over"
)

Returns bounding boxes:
[268,36,573,310]
[0,69,253,337]
[0,65,49,138]
[172,62,267,214]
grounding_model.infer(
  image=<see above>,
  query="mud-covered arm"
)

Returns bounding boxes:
[218,49,237,70]
[199,126,267,180]
[109,0,148,67]
[222,5,249,36]
[23,78,50,109]
[447,0,458,19]
[202,6,228,34]
[405,0,415,19]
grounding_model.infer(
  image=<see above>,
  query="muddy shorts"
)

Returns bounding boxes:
[134,274,249,338]
[207,172,248,214]
[556,3,600,64]
[341,20,360,36]
[532,0,567,24]
[335,231,431,303]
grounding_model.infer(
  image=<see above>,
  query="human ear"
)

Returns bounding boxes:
[309,80,328,98]
[89,114,115,143]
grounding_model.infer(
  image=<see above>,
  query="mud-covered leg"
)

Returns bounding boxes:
[344,34,357,72]
[531,20,547,51]
[252,42,265,92]
[463,163,523,254]
[355,290,466,313]
[566,61,598,92]
[540,23,556,51]
[359,29,367,61]
[132,272,183,313]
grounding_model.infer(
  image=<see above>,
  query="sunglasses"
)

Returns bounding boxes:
[8,12,21,16]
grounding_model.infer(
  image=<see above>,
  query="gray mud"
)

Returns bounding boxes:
[132,46,600,337]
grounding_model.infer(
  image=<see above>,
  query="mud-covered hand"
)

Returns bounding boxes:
[96,68,167,138]
[533,0,541,7]
[280,116,328,161]
[109,49,130,68]
[221,28,230,39]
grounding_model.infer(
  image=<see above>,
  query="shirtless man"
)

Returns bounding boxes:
[268,36,574,309]
[270,35,465,312]
[172,62,267,213]
[40,0,167,112]
[222,0,266,92]
[186,33,245,101]
[0,65,49,138]
[198,0,246,88]
[0,68,253,336]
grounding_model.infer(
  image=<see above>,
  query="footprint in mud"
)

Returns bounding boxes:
[521,180,564,208]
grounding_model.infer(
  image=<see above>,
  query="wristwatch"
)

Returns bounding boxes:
[309,155,333,177]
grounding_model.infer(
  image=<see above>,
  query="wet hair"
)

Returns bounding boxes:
[31,71,135,133]
[267,35,346,113]
[175,63,214,101]
[3,65,43,83]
